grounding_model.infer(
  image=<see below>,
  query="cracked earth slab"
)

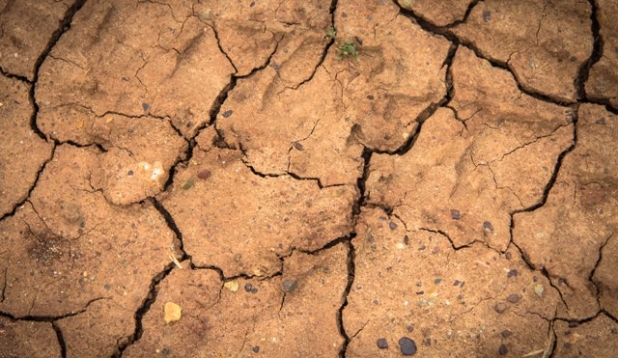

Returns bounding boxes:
[513,104,618,320]
[344,208,560,357]
[124,244,347,357]
[2,0,618,356]
[0,316,61,358]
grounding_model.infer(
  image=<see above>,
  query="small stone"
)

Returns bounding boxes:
[222,110,233,118]
[389,221,397,230]
[450,209,461,220]
[406,324,414,332]
[482,221,494,235]
[505,252,512,260]
[507,269,518,278]
[181,178,195,190]
[568,321,580,328]
[142,103,150,111]
[403,235,410,245]
[224,281,239,292]
[244,283,253,292]
[293,142,304,151]
[534,284,545,297]
[197,170,211,180]
[453,280,460,286]
[377,338,388,349]
[596,117,606,125]
[398,337,417,356]
[482,10,491,22]
[163,302,182,324]
[250,287,258,294]
[434,278,442,284]
[501,330,512,338]
[281,280,298,293]
[506,294,521,303]
[494,302,507,314]
[498,344,508,355]
[252,346,260,353]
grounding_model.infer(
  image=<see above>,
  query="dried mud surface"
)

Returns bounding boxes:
[0,0,617,357]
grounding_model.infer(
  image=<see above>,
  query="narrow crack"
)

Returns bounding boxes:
[112,262,176,357]
[577,0,602,101]
[151,198,189,262]
[0,296,109,322]
[52,321,68,358]
[336,238,355,358]
[0,145,56,221]
[29,0,90,140]
[392,1,576,107]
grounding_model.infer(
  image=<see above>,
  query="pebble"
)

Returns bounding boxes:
[434,278,442,284]
[281,280,298,293]
[163,302,182,324]
[389,221,397,230]
[494,302,507,314]
[507,269,518,278]
[450,209,461,220]
[506,294,521,303]
[377,338,388,349]
[244,283,253,292]
[483,221,494,235]
[197,170,211,180]
[293,142,304,151]
[252,346,260,353]
[501,330,512,338]
[398,337,417,356]
[534,284,545,297]
[142,103,150,111]
[222,110,233,118]
[498,344,508,355]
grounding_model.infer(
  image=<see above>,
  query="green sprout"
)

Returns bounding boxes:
[335,39,360,61]
[325,26,337,39]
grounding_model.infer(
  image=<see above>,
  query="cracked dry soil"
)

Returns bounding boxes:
[0,0,617,357]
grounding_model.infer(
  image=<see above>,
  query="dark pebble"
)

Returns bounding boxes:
[104,284,111,291]
[403,235,410,245]
[142,103,150,111]
[498,344,508,355]
[506,294,521,303]
[434,278,442,284]
[450,209,461,220]
[596,117,606,125]
[127,170,134,176]
[244,283,253,292]
[494,302,507,314]
[251,287,258,294]
[377,338,388,349]
[507,269,518,278]
[453,280,461,286]
[505,252,512,260]
[568,321,579,328]
[483,221,494,235]
[389,221,397,230]
[252,346,260,353]
[501,330,512,338]
[122,76,130,81]
[281,280,298,293]
[418,244,426,251]
[222,110,233,118]
[398,337,417,356]
[197,170,211,180]
[406,324,414,332]
[293,142,304,151]
[416,291,424,295]
[367,95,374,100]
[483,10,491,22]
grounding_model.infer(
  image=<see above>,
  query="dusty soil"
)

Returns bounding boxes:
[1,0,617,357]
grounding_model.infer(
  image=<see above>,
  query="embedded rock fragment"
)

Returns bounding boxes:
[0,76,53,216]
[514,104,618,319]
[125,245,347,357]
[454,0,592,101]
[161,128,356,277]
[344,208,560,357]
[586,0,618,108]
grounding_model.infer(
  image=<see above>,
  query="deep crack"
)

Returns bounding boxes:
[336,238,355,358]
